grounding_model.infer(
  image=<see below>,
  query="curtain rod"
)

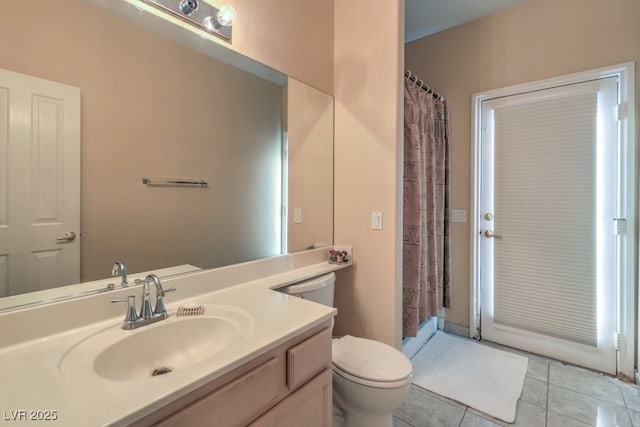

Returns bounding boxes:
[404,70,444,101]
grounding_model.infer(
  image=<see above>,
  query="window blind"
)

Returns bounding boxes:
[492,93,598,347]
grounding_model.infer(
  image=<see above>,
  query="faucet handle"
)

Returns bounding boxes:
[111,296,139,329]
[154,294,172,319]
[160,287,177,297]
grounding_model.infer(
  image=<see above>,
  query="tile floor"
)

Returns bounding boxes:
[393,340,640,427]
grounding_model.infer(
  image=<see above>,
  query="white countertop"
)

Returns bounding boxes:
[0,252,350,426]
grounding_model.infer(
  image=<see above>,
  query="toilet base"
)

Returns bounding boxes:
[332,404,346,427]
[333,400,393,427]
[332,370,409,427]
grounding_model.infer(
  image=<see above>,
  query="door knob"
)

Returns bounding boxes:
[484,230,502,239]
[57,231,77,243]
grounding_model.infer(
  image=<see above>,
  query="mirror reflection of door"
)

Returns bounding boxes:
[0,68,80,296]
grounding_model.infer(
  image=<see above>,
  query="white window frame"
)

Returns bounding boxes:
[469,62,636,378]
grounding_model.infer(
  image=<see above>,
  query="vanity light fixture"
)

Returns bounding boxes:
[142,0,234,42]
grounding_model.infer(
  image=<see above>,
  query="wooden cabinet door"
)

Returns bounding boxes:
[250,368,332,427]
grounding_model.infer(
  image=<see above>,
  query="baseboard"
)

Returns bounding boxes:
[443,321,471,338]
[402,317,438,359]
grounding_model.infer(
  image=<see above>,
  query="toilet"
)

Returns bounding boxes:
[280,273,412,427]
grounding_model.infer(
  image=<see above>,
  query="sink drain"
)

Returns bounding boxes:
[151,366,173,377]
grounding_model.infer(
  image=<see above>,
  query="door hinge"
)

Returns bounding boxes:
[616,103,627,121]
[615,333,621,350]
[614,218,627,235]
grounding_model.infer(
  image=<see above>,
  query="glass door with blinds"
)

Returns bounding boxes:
[478,76,619,374]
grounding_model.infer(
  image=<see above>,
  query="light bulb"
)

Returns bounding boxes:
[216,5,235,27]
[202,16,217,30]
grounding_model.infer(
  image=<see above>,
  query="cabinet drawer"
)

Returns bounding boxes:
[159,357,281,427]
[286,327,332,390]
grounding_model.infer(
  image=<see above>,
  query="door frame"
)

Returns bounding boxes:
[469,62,636,378]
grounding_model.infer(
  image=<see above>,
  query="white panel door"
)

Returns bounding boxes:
[479,77,618,374]
[0,68,80,297]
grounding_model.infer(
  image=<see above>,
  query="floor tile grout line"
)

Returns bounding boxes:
[410,383,468,409]
[458,407,468,427]
[544,362,619,427]
[622,387,629,409]
[547,385,629,427]
[548,362,631,409]
[392,413,415,427]
[620,382,635,410]
[548,381,627,408]
[545,360,550,427]
[546,408,604,427]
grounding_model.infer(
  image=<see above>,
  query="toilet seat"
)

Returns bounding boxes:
[332,363,411,389]
[332,335,412,388]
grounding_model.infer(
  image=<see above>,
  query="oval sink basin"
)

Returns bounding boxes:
[95,317,235,380]
[59,305,253,381]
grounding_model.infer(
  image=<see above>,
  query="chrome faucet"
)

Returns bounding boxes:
[147,274,171,320]
[111,274,176,330]
[137,278,155,320]
[111,261,128,287]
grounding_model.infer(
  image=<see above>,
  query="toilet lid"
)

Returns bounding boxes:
[332,335,412,382]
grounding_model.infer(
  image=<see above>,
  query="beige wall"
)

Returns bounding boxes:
[406,0,640,328]
[1,0,284,281]
[226,0,334,94]
[333,0,405,347]
[286,78,334,253]
[88,0,334,94]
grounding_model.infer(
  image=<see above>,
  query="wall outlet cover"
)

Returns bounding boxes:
[451,209,466,223]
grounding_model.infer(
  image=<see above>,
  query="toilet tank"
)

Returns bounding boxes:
[281,273,335,307]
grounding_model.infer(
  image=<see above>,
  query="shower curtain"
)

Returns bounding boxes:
[402,78,451,337]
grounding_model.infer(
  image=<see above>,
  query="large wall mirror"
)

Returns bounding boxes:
[0,0,333,311]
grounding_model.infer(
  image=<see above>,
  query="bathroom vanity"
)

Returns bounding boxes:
[0,248,350,426]
[138,322,333,426]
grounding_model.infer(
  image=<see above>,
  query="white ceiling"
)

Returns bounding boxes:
[405,0,526,43]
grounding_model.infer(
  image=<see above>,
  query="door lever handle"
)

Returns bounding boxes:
[484,230,503,239]
[57,231,77,243]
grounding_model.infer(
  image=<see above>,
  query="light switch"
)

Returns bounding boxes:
[294,208,303,224]
[371,211,383,230]
[451,209,466,223]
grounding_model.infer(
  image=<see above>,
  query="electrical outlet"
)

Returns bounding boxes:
[451,209,466,223]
